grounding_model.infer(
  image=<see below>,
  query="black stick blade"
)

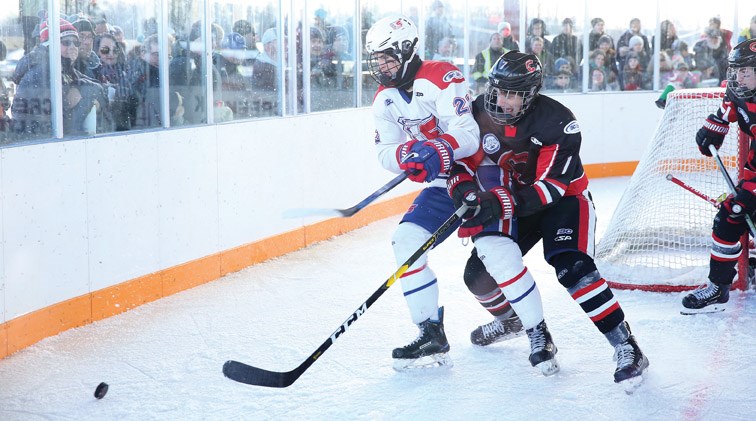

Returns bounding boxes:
[222,360,300,388]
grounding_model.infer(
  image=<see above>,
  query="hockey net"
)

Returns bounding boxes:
[595,88,751,292]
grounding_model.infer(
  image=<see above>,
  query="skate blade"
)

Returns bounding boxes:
[535,358,560,376]
[680,303,727,315]
[619,374,645,394]
[392,353,453,372]
[473,330,526,347]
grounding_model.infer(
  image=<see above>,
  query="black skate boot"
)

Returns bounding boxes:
[680,282,729,315]
[470,314,524,346]
[392,307,452,371]
[525,320,559,376]
[614,324,650,393]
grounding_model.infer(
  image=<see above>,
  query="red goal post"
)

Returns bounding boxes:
[595,88,752,292]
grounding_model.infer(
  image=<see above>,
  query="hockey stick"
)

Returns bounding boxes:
[282,172,409,218]
[223,204,469,387]
[666,174,720,207]
[708,144,756,237]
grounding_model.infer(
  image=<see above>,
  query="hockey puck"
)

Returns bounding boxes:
[94,382,109,399]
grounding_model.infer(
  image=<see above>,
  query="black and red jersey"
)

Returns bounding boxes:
[468,94,589,217]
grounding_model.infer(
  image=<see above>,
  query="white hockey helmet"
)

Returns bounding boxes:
[365,15,420,88]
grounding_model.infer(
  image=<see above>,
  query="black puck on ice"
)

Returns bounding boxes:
[94,382,109,399]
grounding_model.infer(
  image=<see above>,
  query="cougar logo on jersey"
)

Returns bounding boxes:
[530,136,542,146]
[398,115,443,141]
[442,70,465,83]
[564,120,581,134]
[482,133,500,153]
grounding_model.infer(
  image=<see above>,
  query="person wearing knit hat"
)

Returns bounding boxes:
[71,18,100,78]
[39,18,79,44]
[12,16,107,138]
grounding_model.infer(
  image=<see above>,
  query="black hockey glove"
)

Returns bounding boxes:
[446,171,479,219]
[458,187,516,238]
[696,114,729,157]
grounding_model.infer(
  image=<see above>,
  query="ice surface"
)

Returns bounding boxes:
[0,177,753,420]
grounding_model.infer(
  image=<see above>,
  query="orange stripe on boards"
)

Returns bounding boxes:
[5,295,92,356]
[0,191,418,360]
[1,324,7,359]
[583,161,638,178]
[92,272,163,321]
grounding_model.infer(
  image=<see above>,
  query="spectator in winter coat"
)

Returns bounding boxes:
[11,18,106,139]
[498,21,520,51]
[551,18,581,64]
[72,18,101,80]
[693,28,729,83]
[471,33,505,93]
[525,18,550,55]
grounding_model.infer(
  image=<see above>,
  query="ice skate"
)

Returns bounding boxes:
[680,282,729,315]
[470,314,524,346]
[525,320,559,376]
[613,325,649,393]
[392,307,452,371]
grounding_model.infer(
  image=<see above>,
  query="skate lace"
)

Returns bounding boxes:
[527,327,546,352]
[615,342,635,369]
[691,284,719,300]
[481,320,505,338]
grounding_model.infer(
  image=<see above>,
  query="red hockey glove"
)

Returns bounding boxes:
[399,140,454,182]
[696,114,729,157]
[458,187,516,238]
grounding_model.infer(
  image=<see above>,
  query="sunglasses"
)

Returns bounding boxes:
[100,47,118,55]
[61,39,80,47]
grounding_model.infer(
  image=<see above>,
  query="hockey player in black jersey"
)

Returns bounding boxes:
[683,39,756,314]
[446,51,649,389]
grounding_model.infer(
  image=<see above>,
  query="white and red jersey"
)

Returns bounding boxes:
[372,61,480,188]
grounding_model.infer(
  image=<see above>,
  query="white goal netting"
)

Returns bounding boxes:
[595,88,749,292]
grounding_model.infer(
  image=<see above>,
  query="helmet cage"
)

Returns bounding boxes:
[367,38,418,88]
[484,84,538,125]
[726,66,756,99]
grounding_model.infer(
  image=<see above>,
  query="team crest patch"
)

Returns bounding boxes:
[482,133,500,153]
[442,70,464,83]
[564,120,581,134]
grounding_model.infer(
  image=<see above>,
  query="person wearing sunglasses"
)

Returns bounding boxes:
[94,33,136,131]
[11,18,106,139]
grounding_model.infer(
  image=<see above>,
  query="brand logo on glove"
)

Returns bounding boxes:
[482,133,500,153]
[530,136,542,146]
[556,228,573,235]
[464,191,477,201]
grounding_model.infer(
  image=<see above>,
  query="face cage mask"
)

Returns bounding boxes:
[368,51,405,88]
[727,67,756,99]
[484,85,535,125]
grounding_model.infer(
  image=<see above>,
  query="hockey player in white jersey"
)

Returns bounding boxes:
[365,15,522,370]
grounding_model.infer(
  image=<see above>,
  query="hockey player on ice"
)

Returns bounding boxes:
[365,15,523,371]
[447,51,650,387]
[683,39,756,314]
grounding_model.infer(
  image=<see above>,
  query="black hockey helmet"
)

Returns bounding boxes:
[484,50,543,125]
[726,39,756,99]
